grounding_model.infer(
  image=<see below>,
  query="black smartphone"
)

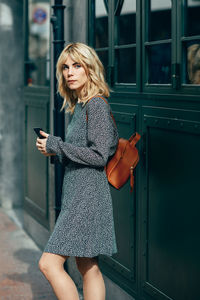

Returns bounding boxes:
[33,127,45,139]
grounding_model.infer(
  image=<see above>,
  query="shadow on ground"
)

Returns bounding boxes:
[6,248,57,300]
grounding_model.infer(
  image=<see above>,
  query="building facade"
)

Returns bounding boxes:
[1,0,200,299]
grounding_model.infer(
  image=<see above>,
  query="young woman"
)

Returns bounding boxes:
[36,42,119,300]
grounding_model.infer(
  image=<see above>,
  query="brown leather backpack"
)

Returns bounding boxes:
[86,96,141,192]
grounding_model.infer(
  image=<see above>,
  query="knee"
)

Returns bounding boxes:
[38,257,48,275]
[76,257,100,277]
[38,255,52,278]
[39,253,69,280]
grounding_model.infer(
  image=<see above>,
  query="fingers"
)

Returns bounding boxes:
[36,137,45,144]
[37,147,46,153]
[35,133,52,157]
[36,141,43,150]
[39,130,49,138]
[36,138,46,153]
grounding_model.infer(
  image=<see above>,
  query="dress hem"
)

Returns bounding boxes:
[43,247,117,258]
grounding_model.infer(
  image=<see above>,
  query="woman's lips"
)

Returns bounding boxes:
[68,80,76,84]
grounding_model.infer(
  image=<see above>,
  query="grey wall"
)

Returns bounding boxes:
[0,1,24,208]
[71,0,87,43]
[64,0,87,44]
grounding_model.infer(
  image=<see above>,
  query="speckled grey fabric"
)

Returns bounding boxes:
[44,96,119,257]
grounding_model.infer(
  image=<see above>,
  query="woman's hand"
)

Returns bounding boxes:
[36,131,56,157]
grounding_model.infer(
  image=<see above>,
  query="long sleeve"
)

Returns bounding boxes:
[46,97,118,167]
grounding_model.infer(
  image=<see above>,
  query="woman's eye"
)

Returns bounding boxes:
[75,64,81,68]
[63,65,68,70]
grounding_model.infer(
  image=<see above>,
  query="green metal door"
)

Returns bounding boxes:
[141,108,200,300]
[24,0,51,230]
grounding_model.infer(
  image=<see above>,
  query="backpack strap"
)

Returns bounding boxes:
[86,96,117,128]
[129,132,141,146]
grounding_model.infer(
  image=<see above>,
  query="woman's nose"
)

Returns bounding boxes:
[68,67,73,76]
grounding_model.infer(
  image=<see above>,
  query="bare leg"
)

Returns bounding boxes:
[76,257,106,300]
[39,252,79,300]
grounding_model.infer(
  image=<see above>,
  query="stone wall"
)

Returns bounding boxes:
[0,0,24,208]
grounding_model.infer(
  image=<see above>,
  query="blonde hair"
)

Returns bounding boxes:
[56,42,110,114]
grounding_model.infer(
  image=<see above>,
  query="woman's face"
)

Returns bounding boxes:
[62,55,88,94]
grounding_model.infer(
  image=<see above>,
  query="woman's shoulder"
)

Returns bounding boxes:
[87,95,110,111]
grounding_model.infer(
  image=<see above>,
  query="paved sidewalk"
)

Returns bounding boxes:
[0,208,57,300]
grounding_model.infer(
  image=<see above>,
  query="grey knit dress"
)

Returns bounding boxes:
[44,96,119,257]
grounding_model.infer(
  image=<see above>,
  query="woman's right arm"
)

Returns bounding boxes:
[46,98,118,167]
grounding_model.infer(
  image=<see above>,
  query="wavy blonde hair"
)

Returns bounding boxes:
[56,42,110,114]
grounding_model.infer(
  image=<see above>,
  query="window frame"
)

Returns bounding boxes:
[142,0,177,94]
[88,0,141,93]
[88,0,200,101]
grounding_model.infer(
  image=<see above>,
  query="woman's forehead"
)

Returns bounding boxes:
[63,53,82,65]
[63,54,74,64]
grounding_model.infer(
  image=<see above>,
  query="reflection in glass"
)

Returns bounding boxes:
[95,0,108,48]
[27,0,50,86]
[149,0,171,41]
[184,0,200,37]
[117,0,136,45]
[186,43,200,84]
[97,50,108,79]
[148,44,171,84]
[116,48,136,83]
